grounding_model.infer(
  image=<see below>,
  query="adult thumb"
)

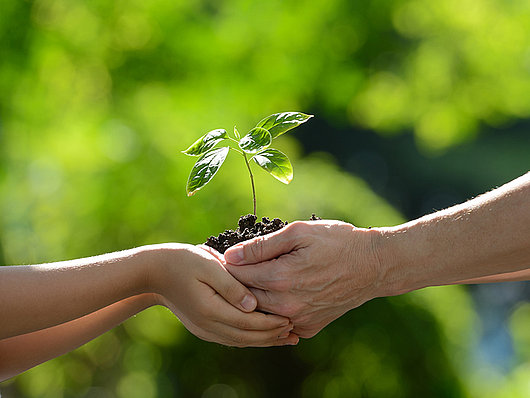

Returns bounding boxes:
[224,224,297,265]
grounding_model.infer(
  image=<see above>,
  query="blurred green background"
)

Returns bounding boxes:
[1,0,529,397]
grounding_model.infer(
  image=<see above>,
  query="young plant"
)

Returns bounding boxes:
[182,111,313,216]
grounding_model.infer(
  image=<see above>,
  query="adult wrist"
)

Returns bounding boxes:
[344,226,394,305]
[369,224,425,298]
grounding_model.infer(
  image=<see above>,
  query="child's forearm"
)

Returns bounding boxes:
[0,293,157,382]
[0,247,150,340]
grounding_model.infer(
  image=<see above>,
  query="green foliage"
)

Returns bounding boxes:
[252,149,293,184]
[256,112,314,139]
[238,127,272,154]
[182,129,228,156]
[185,147,230,197]
[183,112,311,214]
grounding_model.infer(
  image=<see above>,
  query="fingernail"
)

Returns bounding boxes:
[279,330,290,338]
[241,294,256,311]
[225,246,243,264]
[280,320,290,327]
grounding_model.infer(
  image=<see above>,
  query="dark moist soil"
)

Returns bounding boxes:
[205,214,321,254]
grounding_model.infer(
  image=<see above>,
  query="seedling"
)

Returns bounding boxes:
[183,111,313,216]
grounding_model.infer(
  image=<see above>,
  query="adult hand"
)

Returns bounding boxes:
[146,244,297,347]
[224,221,382,338]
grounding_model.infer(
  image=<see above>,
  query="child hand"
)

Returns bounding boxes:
[146,244,298,347]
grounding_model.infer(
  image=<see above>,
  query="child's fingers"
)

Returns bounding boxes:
[205,288,291,331]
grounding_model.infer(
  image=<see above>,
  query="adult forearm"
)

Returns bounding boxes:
[0,247,150,340]
[454,268,530,284]
[374,172,530,296]
[0,294,157,382]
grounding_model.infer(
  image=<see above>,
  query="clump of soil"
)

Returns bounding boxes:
[205,214,321,253]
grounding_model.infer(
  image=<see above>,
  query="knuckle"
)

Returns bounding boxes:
[223,281,243,302]
[287,221,306,236]
[229,333,247,348]
[246,236,265,261]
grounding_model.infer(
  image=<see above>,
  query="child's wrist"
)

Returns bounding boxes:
[135,243,186,297]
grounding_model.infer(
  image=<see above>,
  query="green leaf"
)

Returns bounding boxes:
[182,129,228,156]
[252,148,293,184]
[256,112,313,139]
[238,127,272,154]
[233,126,240,139]
[186,147,229,196]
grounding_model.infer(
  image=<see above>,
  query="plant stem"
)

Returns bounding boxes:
[227,140,256,215]
[242,152,257,216]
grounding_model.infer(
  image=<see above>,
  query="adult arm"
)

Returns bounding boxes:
[456,269,530,284]
[224,172,530,338]
[377,172,530,293]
